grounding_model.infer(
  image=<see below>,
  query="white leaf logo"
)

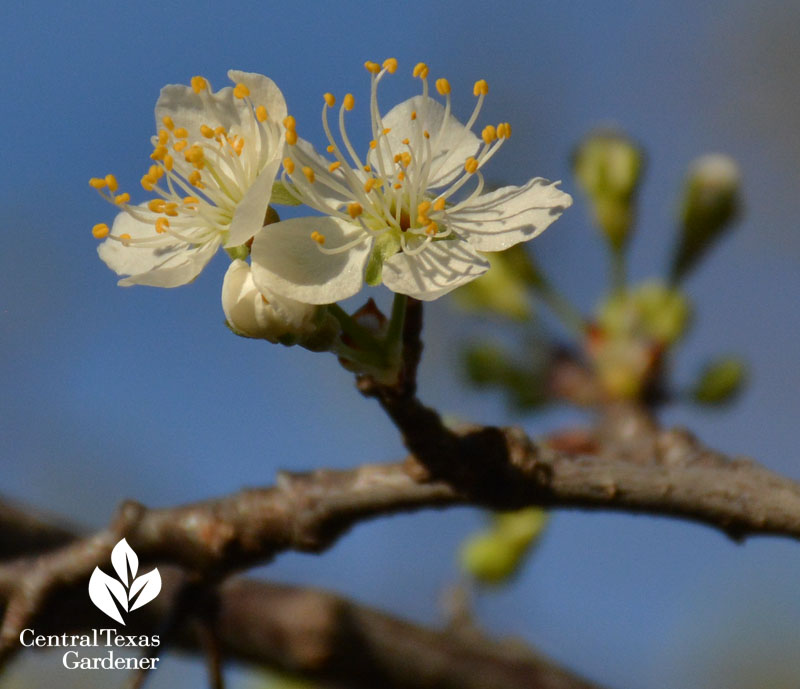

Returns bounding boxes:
[88,538,161,625]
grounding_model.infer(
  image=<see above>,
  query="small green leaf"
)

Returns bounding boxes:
[364,232,401,286]
[693,356,747,405]
[270,181,302,206]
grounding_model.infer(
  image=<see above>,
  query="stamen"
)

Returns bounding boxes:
[302,166,315,183]
[114,193,130,204]
[191,76,208,93]
[150,145,168,161]
[89,177,107,189]
[473,79,489,96]
[411,111,417,120]
[164,154,174,171]
[364,178,378,193]
[283,157,295,174]
[324,92,336,107]
[464,157,479,174]
[435,78,451,95]
[433,197,446,211]
[256,105,268,122]
[348,202,363,218]
[383,58,398,74]
[413,62,429,79]
[200,124,215,138]
[173,140,188,152]
[92,223,110,239]
[311,231,326,245]
[425,221,438,236]
[283,115,296,130]
[105,174,119,192]
[162,116,175,130]
[141,175,155,191]
[119,233,132,245]
[183,196,199,204]
[148,199,166,212]
[157,130,169,145]
[174,127,189,139]
[364,61,381,74]
[328,161,342,172]
[482,125,497,144]
[326,144,336,153]
[233,83,250,99]
[155,217,170,234]
[286,129,298,145]
[343,93,355,111]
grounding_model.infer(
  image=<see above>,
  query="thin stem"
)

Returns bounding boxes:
[327,304,384,353]
[385,293,408,355]
[610,248,627,293]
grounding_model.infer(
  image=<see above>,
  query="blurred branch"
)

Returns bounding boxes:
[0,500,603,689]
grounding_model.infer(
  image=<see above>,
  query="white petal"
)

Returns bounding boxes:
[226,157,281,247]
[227,70,287,124]
[250,217,372,304]
[382,239,489,301]
[448,178,573,252]
[371,95,481,188]
[222,259,317,341]
[97,207,219,287]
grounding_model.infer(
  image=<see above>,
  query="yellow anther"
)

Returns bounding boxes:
[302,166,315,183]
[191,76,208,93]
[92,223,110,239]
[328,161,342,172]
[214,125,226,136]
[173,139,188,152]
[162,115,175,130]
[363,165,371,172]
[473,79,489,97]
[164,202,179,217]
[417,200,431,222]
[114,192,130,205]
[148,199,166,213]
[382,127,391,135]
[323,92,336,107]
[402,138,410,145]
[283,157,295,174]
[481,125,497,144]
[433,197,446,211]
[311,231,326,245]
[256,105,268,122]
[369,140,377,149]
[383,57,398,74]
[200,124,215,138]
[89,177,107,189]
[105,174,119,192]
[233,83,250,99]
[188,170,203,186]
[149,165,164,179]
[348,202,363,218]
[326,144,336,153]
[283,115,296,130]
[155,217,170,234]
[164,154,174,171]
[233,138,244,155]
[393,183,402,189]
[397,171,405,181]
[435,78,451,96]
[141,175,155,191]
[394,154,402,164]
[464,157,479,174]
[185,145,204,166]
[497,122,512,139]
[400,151,412,167]
[174,127,188,139]
[119,233,132,245]
[425,221,438,236]
[423,130,430,139]
[413,62,429,79]
[411,111,417,120]
[364,61,381,74]
[343,93,355,111]
[364,178,378,193]
[158,130,169,145]
[183,196,199,204]
[286,129,298,145]
[150,145,168,161]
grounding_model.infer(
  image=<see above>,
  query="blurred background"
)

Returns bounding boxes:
[2,1,799,687]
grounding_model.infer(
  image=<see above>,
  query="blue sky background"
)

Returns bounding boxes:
[2,2,800,687]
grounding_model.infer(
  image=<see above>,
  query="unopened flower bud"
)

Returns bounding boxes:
[572,130,644,251]
[692,356,746,405]
[671,153,741,282]
[222,259,338,350]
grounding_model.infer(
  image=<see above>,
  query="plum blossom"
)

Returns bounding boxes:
[250,59,572,303]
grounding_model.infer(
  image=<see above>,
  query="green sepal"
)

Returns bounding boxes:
[270,180,302,206]
[225,244,250,261]
[364,232,401,286]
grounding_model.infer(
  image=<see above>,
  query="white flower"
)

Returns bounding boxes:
[90,70,286,287]
[222,259,321,344]
[250,59,572,303]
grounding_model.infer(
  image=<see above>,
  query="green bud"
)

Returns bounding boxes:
[671,154,741,282]
[572,130,644,251]
[453,251,532,321]
[460,508,548,586]
[693,356,747,405]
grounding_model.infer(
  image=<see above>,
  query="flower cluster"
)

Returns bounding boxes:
[91,60,572,346]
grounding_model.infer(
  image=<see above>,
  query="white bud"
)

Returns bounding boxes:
[222,259,320,344]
